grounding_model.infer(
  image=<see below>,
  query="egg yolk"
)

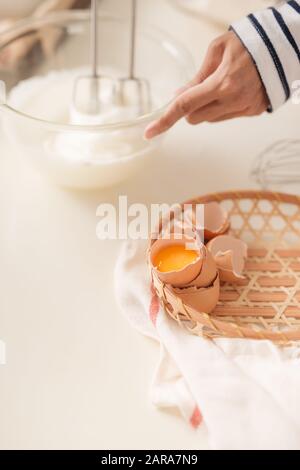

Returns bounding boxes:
[154,245,199,273]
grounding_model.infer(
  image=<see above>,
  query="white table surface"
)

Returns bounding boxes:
[0,0,299,450]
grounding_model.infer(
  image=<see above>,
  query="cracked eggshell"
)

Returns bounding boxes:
[186,246,217,288]
[149,235,203,288]
[192,201,230,241]
[172,274,220,314]
[204,202,230,240]
[207,234,248,283]
[157,211,196,243]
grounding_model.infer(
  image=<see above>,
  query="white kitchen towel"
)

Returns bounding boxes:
[114,239,300,450]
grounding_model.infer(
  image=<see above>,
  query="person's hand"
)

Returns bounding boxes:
[144,31,269,140]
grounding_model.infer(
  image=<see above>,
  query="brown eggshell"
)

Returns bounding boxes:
[203,202,230,240]
[189,202,230,241]
[207,235,248,283]
[149,236,204,288]
[151,204,182,240]
[185,246,217,288]
[171,274,220,314]
[157,207,196,241]
[170,219,196,241]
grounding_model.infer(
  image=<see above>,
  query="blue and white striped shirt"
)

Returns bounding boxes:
[231,0,300,110]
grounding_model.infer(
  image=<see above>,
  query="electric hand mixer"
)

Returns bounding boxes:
[72,0,151,122]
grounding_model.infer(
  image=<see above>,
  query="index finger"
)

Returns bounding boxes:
[144,77,217,139]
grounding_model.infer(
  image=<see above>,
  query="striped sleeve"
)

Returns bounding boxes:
[231,1,300,111]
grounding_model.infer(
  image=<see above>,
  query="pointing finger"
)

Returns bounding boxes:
[144,76,218,139]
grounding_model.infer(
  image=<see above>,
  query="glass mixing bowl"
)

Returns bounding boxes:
[0,10,195,189]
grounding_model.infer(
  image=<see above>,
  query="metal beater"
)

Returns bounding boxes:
[72,0,115,116]
[116,0,151,115]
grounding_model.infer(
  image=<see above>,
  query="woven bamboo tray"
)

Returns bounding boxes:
[151,190,300,343]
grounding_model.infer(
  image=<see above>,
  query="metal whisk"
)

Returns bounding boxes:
[72,0,115,116]
[251,139,300,190]
[116,0,151,115]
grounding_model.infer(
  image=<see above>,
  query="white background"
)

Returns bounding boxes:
[0,0,299,450]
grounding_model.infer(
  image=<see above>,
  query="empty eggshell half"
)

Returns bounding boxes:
[149,235,204,288]
[190,201,230,241]
[203,202,230,240]
[207,235,248,283]
[172,274,220,314]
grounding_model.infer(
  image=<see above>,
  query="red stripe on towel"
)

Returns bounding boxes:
[190,406,202,429]
[149,284,160,326]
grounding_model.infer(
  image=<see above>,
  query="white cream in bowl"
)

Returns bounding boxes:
[7,68,161,189]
